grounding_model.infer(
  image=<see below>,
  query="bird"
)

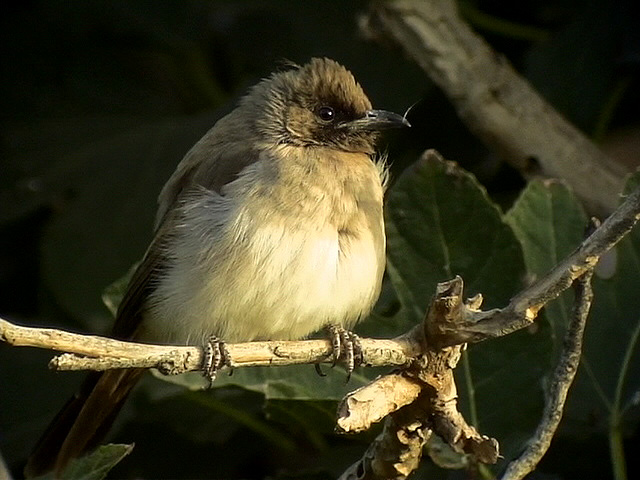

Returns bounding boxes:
[25,57,410,476]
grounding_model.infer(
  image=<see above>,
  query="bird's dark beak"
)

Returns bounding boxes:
[347,109,411,131]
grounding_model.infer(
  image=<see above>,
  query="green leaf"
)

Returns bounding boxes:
[505,174,640,476]
[505,179,589,353]
[564,173,640,433]
[385,150,525,314]
[34,444,133,480]
[155,363,372,402]
[384,151,552,463]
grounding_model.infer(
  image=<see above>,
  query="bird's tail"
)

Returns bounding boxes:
[24,367,144,478]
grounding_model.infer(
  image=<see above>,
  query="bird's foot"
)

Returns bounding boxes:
[325,324,364,381]
[201,335,232,387]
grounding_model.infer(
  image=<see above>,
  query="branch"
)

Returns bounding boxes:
[336,372,422,433]
[338,280,500,480]
[362,0,627,215]
[335,175,640,478]
[338,406,432,480]
[0,318,418,374]
[501,267,594,479]
[431,180,640,346]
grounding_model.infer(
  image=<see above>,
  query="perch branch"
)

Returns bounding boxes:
[0,318,418,374]
[362,0,627,215]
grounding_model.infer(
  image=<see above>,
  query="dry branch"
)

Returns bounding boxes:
[362,0,627,215]
[338,409,431,480]
[337,372,423,433]
[333,170,640,477]
[501,264,595,479]
[0,319,417,374]
[429,177,640,346]
[338,278,501,480]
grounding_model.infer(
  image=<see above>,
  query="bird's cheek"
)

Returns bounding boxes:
[285,106,317,141]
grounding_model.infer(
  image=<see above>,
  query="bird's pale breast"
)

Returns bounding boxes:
[143,146,386,345]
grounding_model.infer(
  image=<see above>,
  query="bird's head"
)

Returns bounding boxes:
[243,58,409,154]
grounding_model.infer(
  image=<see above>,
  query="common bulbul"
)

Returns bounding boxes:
[25,57,409,476]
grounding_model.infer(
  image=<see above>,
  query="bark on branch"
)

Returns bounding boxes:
[501,267,595,480]
[0,320,418,374]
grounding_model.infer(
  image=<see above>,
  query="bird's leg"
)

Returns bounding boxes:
[201,335,232,387]
[325,324,364,380]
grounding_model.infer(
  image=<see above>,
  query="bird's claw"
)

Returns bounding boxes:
[202,335,232,387]
[325,325,363,381]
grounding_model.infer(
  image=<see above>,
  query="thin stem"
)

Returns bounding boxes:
[612,317,640,419]
[461,350,479,428]
[581,358,613,411]
[609,426,627,480]
[500,270,593,480]
[607,317,640,480]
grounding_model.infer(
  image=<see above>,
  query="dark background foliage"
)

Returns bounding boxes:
[1,1,639,479]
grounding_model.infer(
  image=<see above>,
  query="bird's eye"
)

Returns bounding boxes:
[317,106,335,122]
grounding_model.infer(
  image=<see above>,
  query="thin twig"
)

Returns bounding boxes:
[501,268,594,479]
[433,181,640,345]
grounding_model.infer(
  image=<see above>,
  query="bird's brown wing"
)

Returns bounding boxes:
[155,125,262,227]
[112,139,262,339]
[112,143,261,339]
[110,220,172,340]
[26,142,262,477]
